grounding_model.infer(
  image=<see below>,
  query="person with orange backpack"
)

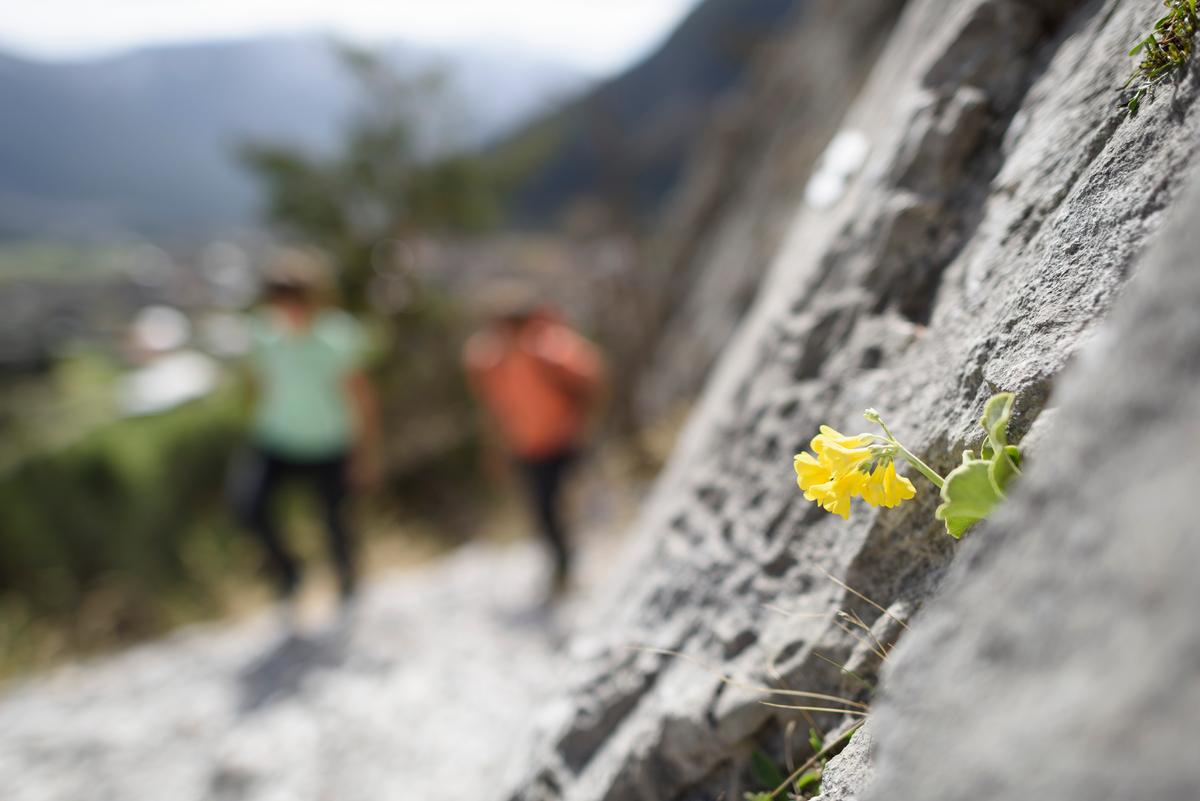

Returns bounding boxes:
[463,297,606,595]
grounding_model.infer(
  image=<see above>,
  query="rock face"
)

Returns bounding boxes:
[507,0,1200,799]
[634,0,907,423]
[812,721,873,801]
[863,168,1200,800]
[5,3,1199,800]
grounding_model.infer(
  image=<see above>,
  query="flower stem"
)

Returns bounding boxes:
[893,443,944,489]
[865,409,945,489]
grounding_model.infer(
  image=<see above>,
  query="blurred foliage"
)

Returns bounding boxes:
[0,346,122,471]
[0,382,249,675]
[239,45,498,311]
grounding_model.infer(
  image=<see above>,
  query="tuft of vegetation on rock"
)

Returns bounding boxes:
[1124,0,1199,115]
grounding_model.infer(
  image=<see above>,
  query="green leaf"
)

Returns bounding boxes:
[935,458,1003,539]
[939,393,1025,536]
[1129,90,1143,116]
[988,445,1022,497]
[750,749,787,792]
[980,437,994,459]
[979,392,1015,454]
[795,768,823,793]
[808,727,825,754]
[744,794,773,801]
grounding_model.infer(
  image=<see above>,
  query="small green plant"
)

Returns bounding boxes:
[794,728,827,795]
[746,729,828,800]
[1123,0,1199,116]
[745,725,863,801]
[793,393,1023,538]
[749,748,790,799]
[933,393,1023,537]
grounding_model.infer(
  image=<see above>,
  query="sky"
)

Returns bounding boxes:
[0,0,703,74]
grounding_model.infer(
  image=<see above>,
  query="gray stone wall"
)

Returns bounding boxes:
[864,155,1200,801]
[508,1,1200,798]
[634,0,907,423]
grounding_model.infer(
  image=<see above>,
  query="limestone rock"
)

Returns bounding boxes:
[508,0,1200,798]
[863,164,1200,801]
[633,0,907,423]
[812,721,874,801]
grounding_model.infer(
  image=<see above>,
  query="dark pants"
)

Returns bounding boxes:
[231,447,357,598]
[517,449,577,582]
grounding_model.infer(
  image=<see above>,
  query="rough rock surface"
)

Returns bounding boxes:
[634,0,906,423]
[0,542,618,801]
[811,721,873,801]
[507,0,1200,799]
[6,3,1200,800]
[861,170,1200,800]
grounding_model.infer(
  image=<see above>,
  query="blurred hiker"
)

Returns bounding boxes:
[463,291,605,594]
[231,248,380,605]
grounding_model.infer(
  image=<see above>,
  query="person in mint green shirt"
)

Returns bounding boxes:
[232,249,380,604]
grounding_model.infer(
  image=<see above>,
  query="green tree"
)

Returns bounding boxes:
[239,45,496,310]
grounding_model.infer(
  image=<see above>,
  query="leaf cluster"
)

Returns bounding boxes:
[1124,0,1199,115]
[934,393,1022,538]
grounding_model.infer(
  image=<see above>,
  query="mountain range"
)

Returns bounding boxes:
[0,37,588,240]
[0,0,799,241]
[495,0,796,227]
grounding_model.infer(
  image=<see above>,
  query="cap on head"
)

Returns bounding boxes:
[473,279,544,324]
[261,247,334,304]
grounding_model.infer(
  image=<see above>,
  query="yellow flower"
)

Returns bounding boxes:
[879,461,916,507]
[860,460,916,508]
[811,470,867,520]
[795,426,872,519]
[819,438,874,477]
[794,452,832,500]
[794,424,917,520]
[811,426,871,456]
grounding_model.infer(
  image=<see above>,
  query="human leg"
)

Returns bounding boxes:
[519,450,575,586]
[238,450,301,597]
[312,454,357,600]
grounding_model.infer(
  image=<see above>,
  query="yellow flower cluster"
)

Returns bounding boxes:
[794,426,916,520]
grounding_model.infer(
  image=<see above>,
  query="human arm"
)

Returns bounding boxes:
[523,322,606,404]
[345,370,382,490]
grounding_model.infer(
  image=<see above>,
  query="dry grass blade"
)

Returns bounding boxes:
[838,609,891,659]
[819,566,909,630]
[630,646,869,709]
[762,602,832,619]
[833,619,889,663]
[759,702,869,716]
[813,650,875,691]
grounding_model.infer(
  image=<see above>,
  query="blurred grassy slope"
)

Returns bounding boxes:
[0,385,247,673]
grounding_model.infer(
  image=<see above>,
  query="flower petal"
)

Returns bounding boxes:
[821,440,873,478]
[881,461,917,507]
[794,452,832,493]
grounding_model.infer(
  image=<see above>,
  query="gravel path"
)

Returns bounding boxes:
[0,540,617,801]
